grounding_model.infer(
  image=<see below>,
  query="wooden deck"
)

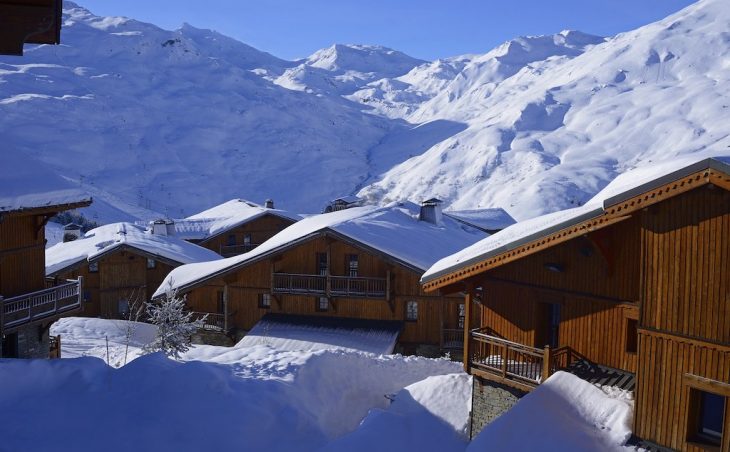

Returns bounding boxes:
[272,273,388,298]
[1,279,83,331]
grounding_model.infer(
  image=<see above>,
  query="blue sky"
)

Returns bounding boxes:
[78,0,697,60]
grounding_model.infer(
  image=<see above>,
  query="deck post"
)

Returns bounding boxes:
[462,283,473,373]
[542,345,551,382]
[223,284,229,333]
[0,295,4,334]
[77,276,84,310]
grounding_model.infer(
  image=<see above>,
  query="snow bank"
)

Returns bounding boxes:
[322,374,472,452]
[468,371,634,451]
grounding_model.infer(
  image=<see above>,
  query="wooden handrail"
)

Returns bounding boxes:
[2,279,83,330]
[272,272,387,298]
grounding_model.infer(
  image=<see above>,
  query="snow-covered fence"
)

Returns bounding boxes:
[1,278,83,330]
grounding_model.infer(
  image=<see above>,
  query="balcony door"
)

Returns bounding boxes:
[535,301,561,348]
[316,253,328,276]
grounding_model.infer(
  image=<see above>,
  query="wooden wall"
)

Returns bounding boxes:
[0,214,46,297]
[634,186,730,451]
[199,214,294,255]
[58,249,178,318]
[184,234,461,346]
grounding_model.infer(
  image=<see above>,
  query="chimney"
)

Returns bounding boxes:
[151,219,168,236]
[419,198,443,226]
[165,219,176,236]
[265,199,274,209]
[62,223,82,242]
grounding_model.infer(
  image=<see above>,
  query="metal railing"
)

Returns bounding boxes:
[470,328,547,387]
[271,273,388,298]
[2,279,83,330]
[219,243,259,257]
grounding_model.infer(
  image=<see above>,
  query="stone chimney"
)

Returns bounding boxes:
[151,219,168,236]
[265,199,274,209]
[419,198,444,226]
[62,223,82,242]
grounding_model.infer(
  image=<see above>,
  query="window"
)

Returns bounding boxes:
[625,318,638,353]
[316,296,329,312]
[217,291,225,314]
[346,254,359,277]
[316,253,328,276]
[406,300,418,321]
[227,234,236,246]
[146,258,156,269]
[88,261,99,273]
[458,303,465,329]
[259,293,271,309]
[244,234,252,245]
[688,388,726,447]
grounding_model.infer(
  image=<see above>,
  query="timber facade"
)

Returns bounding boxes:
[49,248,177,319]
[0,200,89,358]
[424,159,730,450]
[192,214,296,258]
[180,233,467,354]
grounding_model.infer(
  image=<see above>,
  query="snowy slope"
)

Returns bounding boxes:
[0,3,400,222]
[360,0,730,220]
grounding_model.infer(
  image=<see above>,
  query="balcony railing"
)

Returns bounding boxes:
[190,312,232,333]
[2,279,83,330]
[219,243,259,257]
[441,328,464,350]
[469,328,549,389]
[271,273,388,298]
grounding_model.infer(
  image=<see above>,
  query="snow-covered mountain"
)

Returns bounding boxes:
[2,0,727,223]
[358,0,730,219]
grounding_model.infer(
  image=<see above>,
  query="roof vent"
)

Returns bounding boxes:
[419,198,443,226]
[62,223,82,242]
[265,199,274,209]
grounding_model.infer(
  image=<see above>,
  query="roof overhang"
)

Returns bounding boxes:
[423,163,727,293]
[1,198,92,219]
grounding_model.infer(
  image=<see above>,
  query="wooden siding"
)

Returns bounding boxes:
[184,234,460,347]
[634,330,730,451]
[58,250,179,318]
[199,214,294,255]
[479,280,639,372]
[0,215,46,297]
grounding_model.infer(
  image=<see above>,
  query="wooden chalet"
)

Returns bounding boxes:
[0,159,92,358]
[46,222,221,319]
[154,201,492,354]
[174,199,299,257]
[421,156,730,450]
[0,0,62,55]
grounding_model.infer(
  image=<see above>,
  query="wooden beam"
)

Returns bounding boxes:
[683,374,730,397]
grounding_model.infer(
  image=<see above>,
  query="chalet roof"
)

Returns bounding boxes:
[153,201,488,298]
[422,154,730,288]
[173,199,300,241]
[0,153,91,214]
[443,208,516,233]
[236,314,402,354]
[46,222,222,276]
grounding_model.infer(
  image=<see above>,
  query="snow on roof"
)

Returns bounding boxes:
[423,154,730,283]
[154,201,487,298]
[468,371,633,451]
[1,153,91,213]
[46,222,222,276]
[236,314,402,354]
[443,208,516,232]
[173,199,300,241]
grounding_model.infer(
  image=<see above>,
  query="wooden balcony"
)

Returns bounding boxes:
[219,243,259,257]
[271,273,388,298]
[1,279,83,331]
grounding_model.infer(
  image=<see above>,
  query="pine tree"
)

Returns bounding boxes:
[143,282,206,358]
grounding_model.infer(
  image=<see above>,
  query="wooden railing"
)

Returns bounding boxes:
[191,312,229,332]
[441,328,464,350]
[272,273,388,299]
[1,279,83,330]
[219,243,259,257]
[470,328,548,388]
